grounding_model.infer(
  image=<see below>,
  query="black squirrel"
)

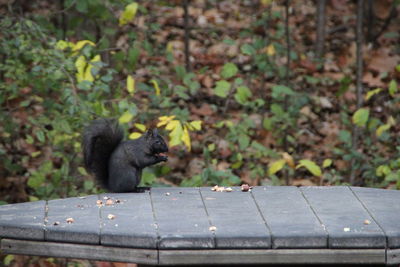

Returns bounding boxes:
[82,118,168,192]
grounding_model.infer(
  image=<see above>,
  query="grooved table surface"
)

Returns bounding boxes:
[1,186,399,265]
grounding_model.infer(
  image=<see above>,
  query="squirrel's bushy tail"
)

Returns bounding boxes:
[82,118,123,188]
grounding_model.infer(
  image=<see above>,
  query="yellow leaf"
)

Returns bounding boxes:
[166,120,180,131]
[83,54,101,82]
[282,152,295,168]
[166,42,174,53]
[260,0,272,6]
[75,56,87,83]
[169,122,183,147]
[268,159,286,176]
[376,124,391,137]
[134,123,146,132]
[151,79,161,96]
[72,40,95,52]
[56,40,74,50]
[119,111,134,124]
[129,132,142,139]
[388,116,395,126]
[365,88,382,101]
[296,159,322,177]
[188,120,202,131]
[323,159,333,168]
[181,125,191,151]
[127,75,135,95]
[119,2,139,26]
[266,44,275,56]
[157,115,176,127]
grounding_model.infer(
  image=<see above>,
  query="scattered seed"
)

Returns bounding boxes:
[225,187,233,192]
[241,184,250,192]
[66,218,74,224]
[108,214,116,220]
[364,219,371,225]
[53,221,60,226]
[343,227,350,232]
[209,226,217,232]
[96,200,103,207]
[105,199,114,206]
[211,185,219,191]
[165,192,171,196]
[115,199,121,204]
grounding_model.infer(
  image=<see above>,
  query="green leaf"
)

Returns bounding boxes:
[141,170,156,185]
[238,134,250,150]
[241,43,256,55]
[271,85,295,98]
[296,159,322,177]
[78,167,88,176]
[214,80,231,98]
[263,117,273,131]
[268,159,286,175]
[221,63,238,79]
[234,86,252,105]
[3,255,14,266]
[352,108,369,127]
[388,79,398,97]
[339,130,351,143]
[76,0,88,13]
[84,180,94,191]
[376,165,391,177]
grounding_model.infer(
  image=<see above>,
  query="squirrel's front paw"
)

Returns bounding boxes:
[159,155,168,162]
[155,153,168,162]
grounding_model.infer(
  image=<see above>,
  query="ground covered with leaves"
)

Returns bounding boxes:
[1,0,399,206]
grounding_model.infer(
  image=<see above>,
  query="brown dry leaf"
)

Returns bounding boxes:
[363,72,385,87]
[201,75,214,89]
[373,0,392,19]
[292,179,317,187]
[191,103,214,116]
[217,140,232,158]
[366,48,400,73]
[282,152,295,169]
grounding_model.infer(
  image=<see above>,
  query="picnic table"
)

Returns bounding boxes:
[1,186,399,265]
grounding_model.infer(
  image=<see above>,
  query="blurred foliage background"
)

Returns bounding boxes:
[0,0,399,206]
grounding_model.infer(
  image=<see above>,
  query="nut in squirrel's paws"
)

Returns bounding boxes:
[156,153,168,161]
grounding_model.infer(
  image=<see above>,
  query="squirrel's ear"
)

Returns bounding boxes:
[145,128,153,139]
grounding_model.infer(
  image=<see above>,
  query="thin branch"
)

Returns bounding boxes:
[183,0,191,72]
[284,0,291,185]
[350,0,364,185]
[315,0,326,59]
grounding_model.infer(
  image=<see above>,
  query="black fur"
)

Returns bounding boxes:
[82,118,168,192]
